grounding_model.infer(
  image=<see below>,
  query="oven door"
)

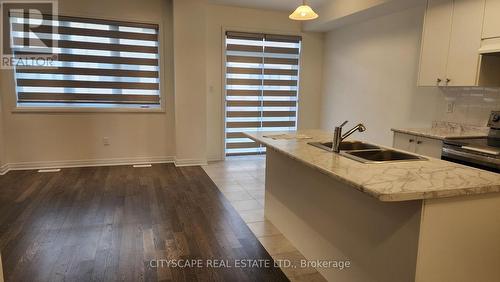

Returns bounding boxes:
[442,146,500,173]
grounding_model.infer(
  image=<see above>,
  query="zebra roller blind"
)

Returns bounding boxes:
[225,31,301,156]
[9,13,160,106]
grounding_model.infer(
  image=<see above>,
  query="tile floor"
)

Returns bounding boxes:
[202,155,326,282]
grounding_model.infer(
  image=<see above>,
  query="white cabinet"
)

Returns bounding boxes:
[418,0,453,86]
[393,132,417,153]
[446,0,485,86]
[482,0,500,39]
[418,0,485,87]
[414,137,443,158]
[393,132,443,159]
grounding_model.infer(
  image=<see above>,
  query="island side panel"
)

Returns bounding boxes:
[264,149,423,282]
[416,193,500,282]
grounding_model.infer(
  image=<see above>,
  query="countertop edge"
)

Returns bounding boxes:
[391,128,445,140]
[391,128,488,140]
[378,184,500,202]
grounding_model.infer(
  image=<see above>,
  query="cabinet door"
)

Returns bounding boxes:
[482,0,500,39]
[415,137,443,158]
[446,0,485,86]
[418,0,453,86]
[393,133,417,153]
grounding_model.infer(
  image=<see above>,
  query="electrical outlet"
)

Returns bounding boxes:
[103,137,110,146]
[446,102,455,113]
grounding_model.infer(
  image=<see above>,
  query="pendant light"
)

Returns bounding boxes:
[289,0,319,21]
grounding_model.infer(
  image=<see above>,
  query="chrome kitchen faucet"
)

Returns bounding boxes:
[332,121,367,153]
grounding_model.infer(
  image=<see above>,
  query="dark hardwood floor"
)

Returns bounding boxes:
[0,164,288,282]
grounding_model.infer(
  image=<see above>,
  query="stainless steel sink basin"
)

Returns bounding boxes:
[341,149,427,163]
[308,141,380,151]
[308,140,427,163]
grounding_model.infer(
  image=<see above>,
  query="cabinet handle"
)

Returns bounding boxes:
[409,139,415,143]
[417,141,423,144]
[446,78,451,84]
[436,78,442,84]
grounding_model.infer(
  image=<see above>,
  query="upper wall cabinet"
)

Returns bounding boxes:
[418,0,485,87]
[482,0,500,39]
[418,0,453,87]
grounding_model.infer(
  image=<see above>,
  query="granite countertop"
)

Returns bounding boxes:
[391,121,489,140]
[245,129,500,202]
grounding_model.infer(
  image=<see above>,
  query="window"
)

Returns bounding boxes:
[9,13,160,108]
[225,31,301,156]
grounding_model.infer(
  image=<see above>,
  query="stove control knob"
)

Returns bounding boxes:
[493,114,500,122]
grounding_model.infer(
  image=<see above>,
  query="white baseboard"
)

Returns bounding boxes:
[0,156,175,174]
[174,158,208,167]
[0,164,8,176]
[0,156,211,175]
[207,157,224,162]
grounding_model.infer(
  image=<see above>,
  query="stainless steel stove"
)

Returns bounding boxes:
[442,111,500,173]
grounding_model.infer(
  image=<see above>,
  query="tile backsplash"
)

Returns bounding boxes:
[437,87,499,126]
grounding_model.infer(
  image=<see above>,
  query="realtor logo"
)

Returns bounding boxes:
[1,0,58,69]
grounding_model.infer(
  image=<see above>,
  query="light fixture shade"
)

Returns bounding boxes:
[289,5,319,21]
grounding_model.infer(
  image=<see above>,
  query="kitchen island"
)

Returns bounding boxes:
[245,129,500,282]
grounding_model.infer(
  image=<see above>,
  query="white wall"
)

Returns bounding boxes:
[0,0,176,167]
[298,32,324,130]
[205,4,324,160]
[172,0,208,165]
[321,4,444,146]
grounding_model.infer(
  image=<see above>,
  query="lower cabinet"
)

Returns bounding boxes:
[393,132,443,159]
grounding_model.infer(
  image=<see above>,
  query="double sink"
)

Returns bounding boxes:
[308,141,427,163]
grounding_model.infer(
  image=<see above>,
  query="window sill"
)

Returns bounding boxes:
[12,105,165,114]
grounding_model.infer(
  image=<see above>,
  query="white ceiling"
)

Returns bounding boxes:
[208,0,327,12]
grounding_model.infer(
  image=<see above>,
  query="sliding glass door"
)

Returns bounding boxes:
[224,31,301,156]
